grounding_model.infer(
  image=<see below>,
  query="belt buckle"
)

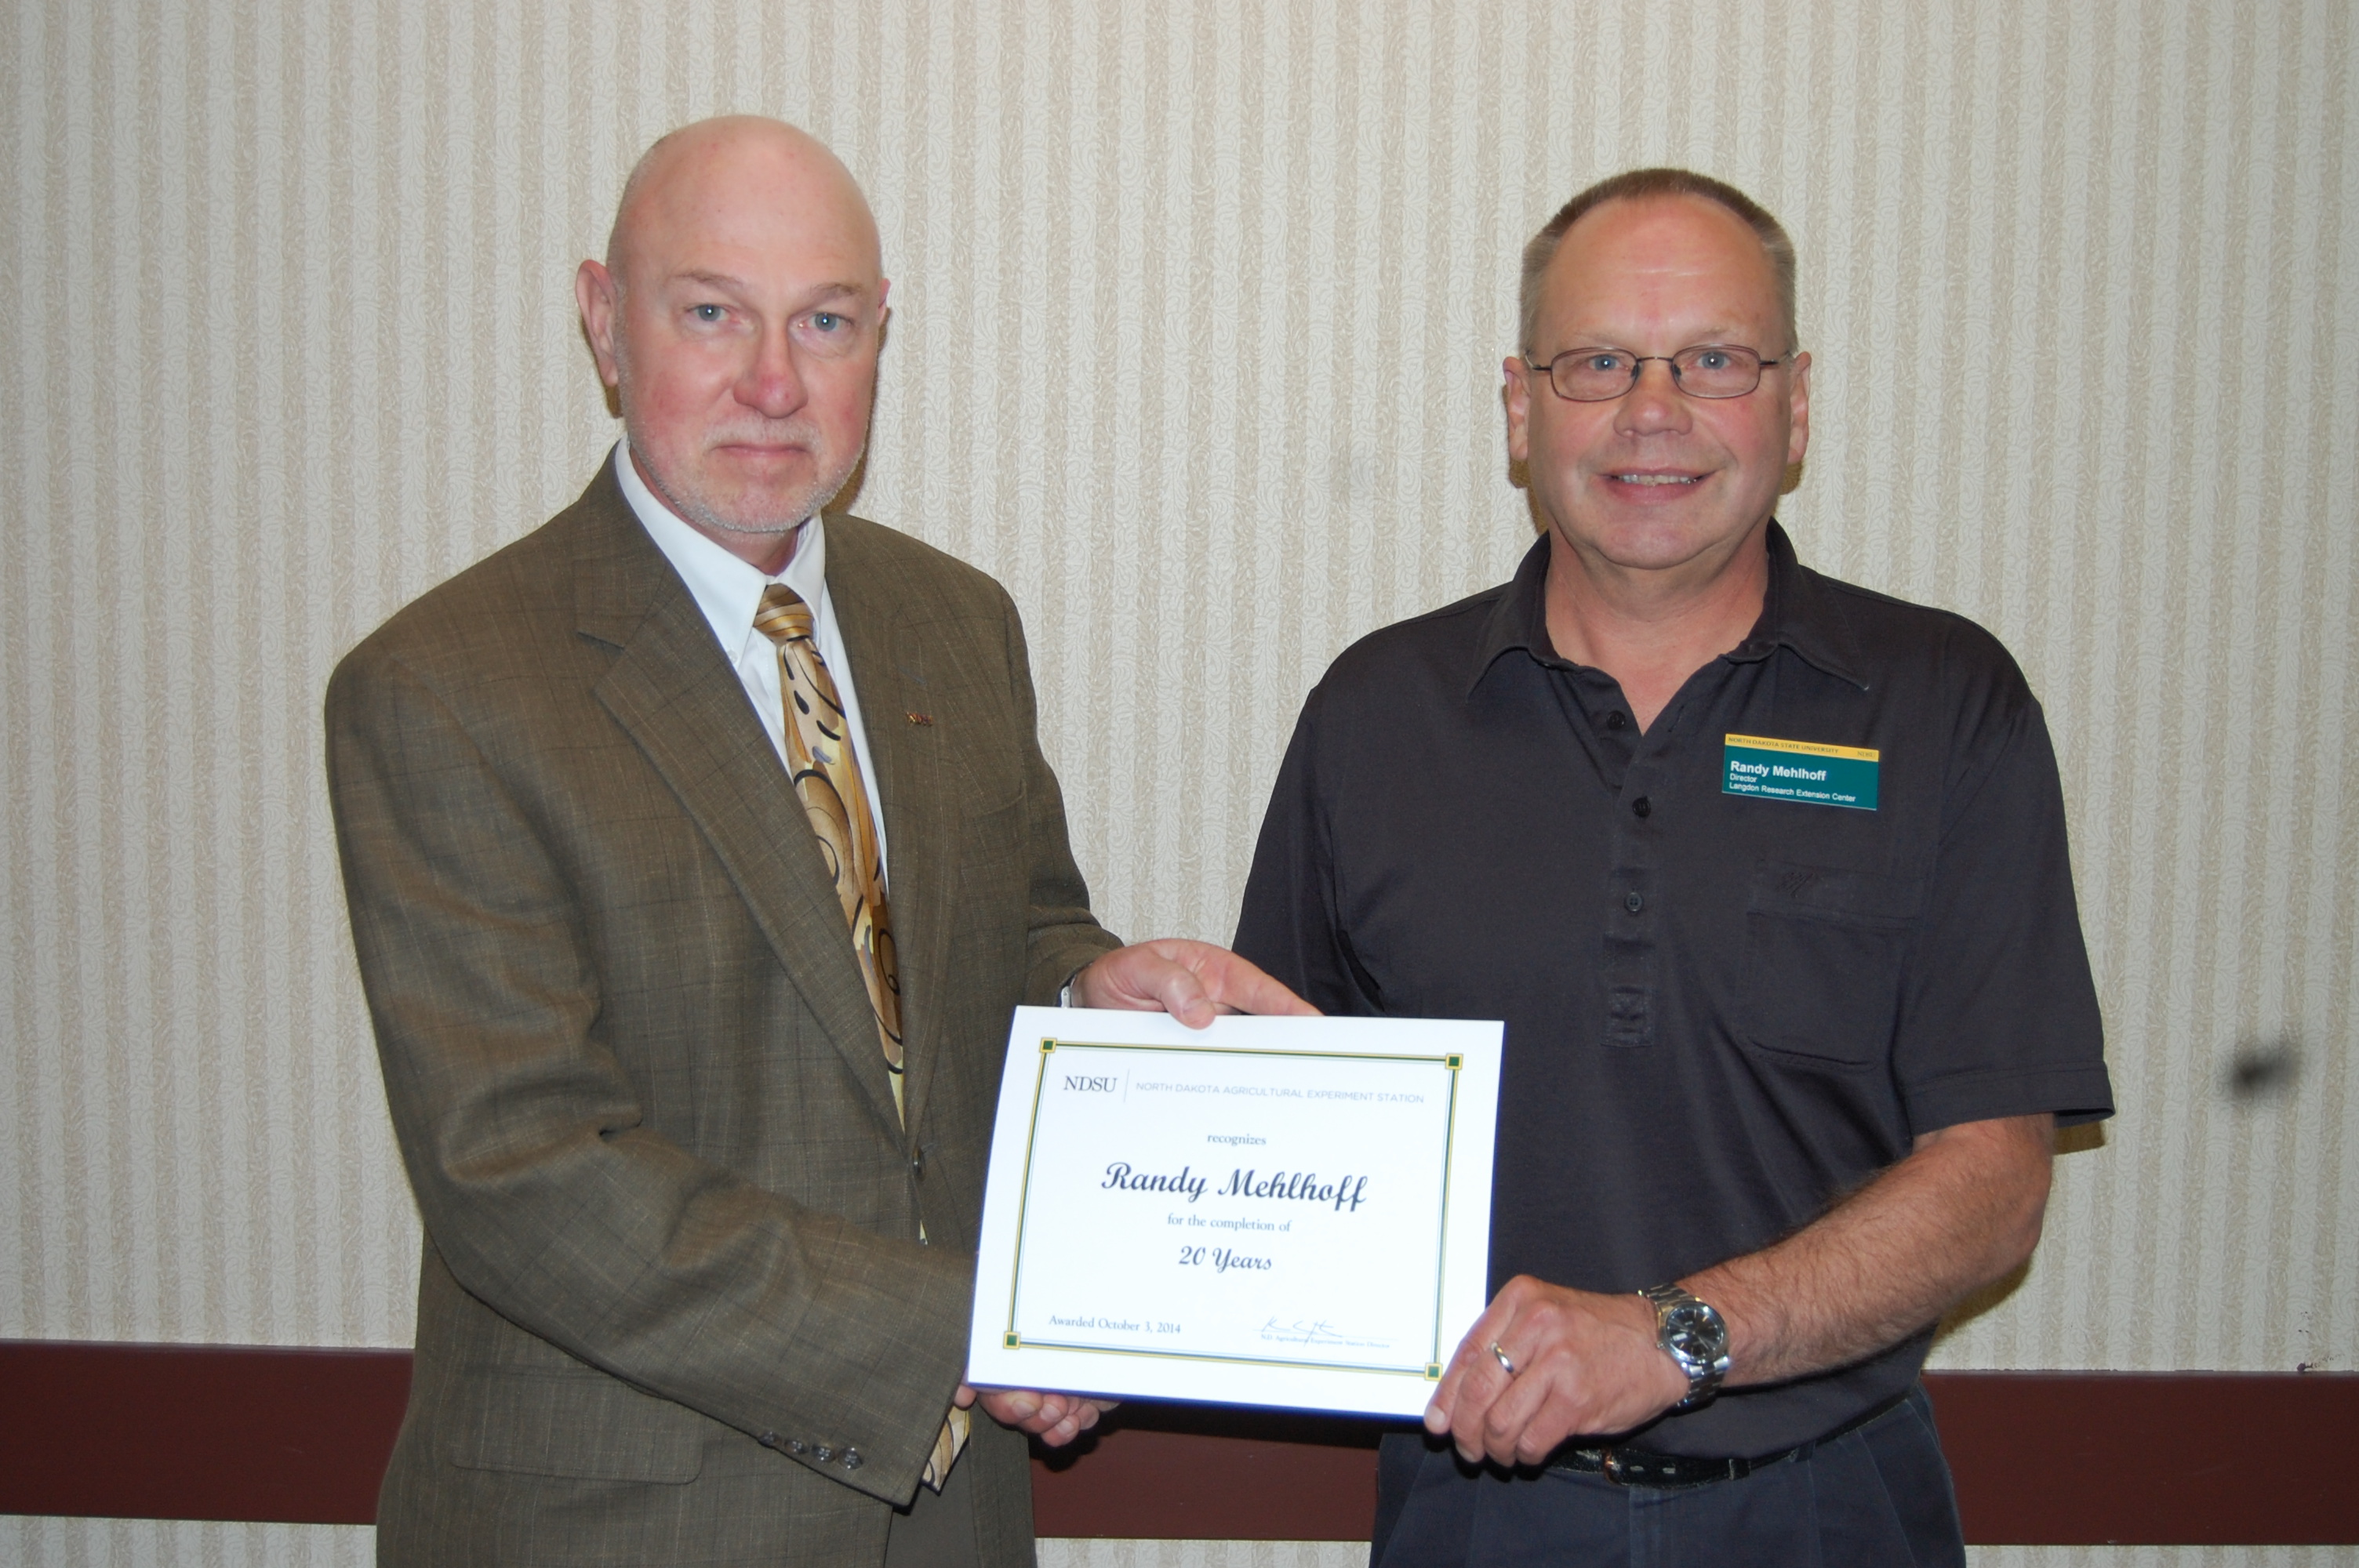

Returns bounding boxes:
[1598,1447,1631,1485]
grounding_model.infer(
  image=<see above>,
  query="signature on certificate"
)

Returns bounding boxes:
[1259,1317,1394,1351]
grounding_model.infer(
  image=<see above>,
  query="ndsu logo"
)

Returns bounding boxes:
[1063,1075,1119,1093]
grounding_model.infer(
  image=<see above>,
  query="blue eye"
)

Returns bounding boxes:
[810,311,845,332]
[1585,352,1628,372]
[691,303,725,323]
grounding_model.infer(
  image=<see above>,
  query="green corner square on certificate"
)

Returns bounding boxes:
[1005,1332,1022,1348]
[1040,1040,1056,1053]
[1446,1054,1462,1069]
[1425,1363,1443,1379]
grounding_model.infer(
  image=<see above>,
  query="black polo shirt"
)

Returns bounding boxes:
[1234,523,2111,1457]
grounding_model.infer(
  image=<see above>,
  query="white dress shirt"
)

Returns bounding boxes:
[613,443,891,884]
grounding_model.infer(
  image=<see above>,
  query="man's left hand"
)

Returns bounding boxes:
[1422,1275,1688,1468]
[957,1383,1116,1449]
[1072,939,1317,1027]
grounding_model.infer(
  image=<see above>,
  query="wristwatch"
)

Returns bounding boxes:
[1640,1283,1730,1410]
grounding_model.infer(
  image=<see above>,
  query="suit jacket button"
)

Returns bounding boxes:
[813,1446,834,1463]
[758,1431,780,1448]
[842,1449,863,1470]
[787,1439,808,1454]
[911,1148,926,1179]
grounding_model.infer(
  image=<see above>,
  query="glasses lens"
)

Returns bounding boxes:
[1670,345,1765,397]
[1551,350,1637,401]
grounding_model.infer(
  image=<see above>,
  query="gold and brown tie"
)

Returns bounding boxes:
[752,583,968,1489]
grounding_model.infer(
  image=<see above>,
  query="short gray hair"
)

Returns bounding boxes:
[1518,169,1797,356]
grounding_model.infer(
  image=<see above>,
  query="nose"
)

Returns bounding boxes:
[736,324,809,419]
[1615,357,1692,436]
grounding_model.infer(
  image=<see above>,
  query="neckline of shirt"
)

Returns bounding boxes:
[1468,521,1867,696]
[612,441,831,660]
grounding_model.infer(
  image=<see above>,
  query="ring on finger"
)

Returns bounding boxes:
[1488,1341,1518,1377]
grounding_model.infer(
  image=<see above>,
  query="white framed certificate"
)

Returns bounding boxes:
[965,1007,1502,1417]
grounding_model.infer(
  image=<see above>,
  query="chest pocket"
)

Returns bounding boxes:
[1737,861,1924,1068]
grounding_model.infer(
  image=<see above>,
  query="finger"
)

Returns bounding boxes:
[980,1389,1039,1427]
[1427,1343,1478,1431]
[1049,1396,1089,1435]
[1427,1301,1514,1430]
[1456,1321,1538,1461]
[953,1383,978,1410]
[1478,1353,1552,1466]
[1194,949,1321,1018]
[1509,1370,1594,1468]
[1072,948,1214,1025]
[1147,959,1219,1029]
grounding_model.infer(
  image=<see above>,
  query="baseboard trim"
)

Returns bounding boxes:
[1,1341,2350,1544]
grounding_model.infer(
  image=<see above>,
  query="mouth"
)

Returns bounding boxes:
[712,441,813,469]
[1606,471,1703,487]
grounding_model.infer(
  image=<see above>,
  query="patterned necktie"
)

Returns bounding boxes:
[754,585,906,1114]
[752,584,968,1490]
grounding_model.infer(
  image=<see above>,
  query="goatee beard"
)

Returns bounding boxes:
[623,431,863,541]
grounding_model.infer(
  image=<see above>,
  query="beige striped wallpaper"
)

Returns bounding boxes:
[2,0,2354,1561]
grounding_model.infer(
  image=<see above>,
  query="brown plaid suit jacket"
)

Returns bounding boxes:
[326,466,1118,1565]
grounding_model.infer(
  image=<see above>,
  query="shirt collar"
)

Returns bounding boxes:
[1468,520,1869,696]
[612,441,829,660]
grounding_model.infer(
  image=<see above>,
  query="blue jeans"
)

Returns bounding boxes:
[1370,1385,1965,1568]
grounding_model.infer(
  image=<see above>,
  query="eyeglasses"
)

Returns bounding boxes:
[1524,343,1791,402]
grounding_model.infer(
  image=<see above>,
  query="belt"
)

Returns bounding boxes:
[1544,1389,1910,1490]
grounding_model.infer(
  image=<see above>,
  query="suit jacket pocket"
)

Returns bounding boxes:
[444,1367,707,1484]
[1737,861,1924,1068]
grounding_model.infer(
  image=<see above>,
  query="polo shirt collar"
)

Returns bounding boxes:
[1730,523,1871,689]
[1468,520,1870,696]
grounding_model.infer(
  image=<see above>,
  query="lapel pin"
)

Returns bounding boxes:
[906,712,934,726]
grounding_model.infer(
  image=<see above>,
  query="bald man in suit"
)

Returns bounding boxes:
[328,116,1304,1567]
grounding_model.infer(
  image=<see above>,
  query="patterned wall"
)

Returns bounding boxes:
[3,0,2353,1560]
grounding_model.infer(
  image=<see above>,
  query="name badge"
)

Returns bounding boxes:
[1723,733,1880,811]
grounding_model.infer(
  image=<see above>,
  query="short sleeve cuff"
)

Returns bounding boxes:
[1902,1062,2116,1136]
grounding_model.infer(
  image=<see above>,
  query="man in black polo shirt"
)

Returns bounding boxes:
[1233,169,2112,1566]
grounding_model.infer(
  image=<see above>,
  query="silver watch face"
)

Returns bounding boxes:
[1661,1301,1728,1368]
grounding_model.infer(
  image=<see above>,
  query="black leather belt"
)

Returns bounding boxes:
[1545,1389,1910,1490]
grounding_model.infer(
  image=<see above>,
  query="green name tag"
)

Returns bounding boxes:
[1723,733,1880,811]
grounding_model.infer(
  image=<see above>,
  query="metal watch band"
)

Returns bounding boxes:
[1640,1282,1731,1410]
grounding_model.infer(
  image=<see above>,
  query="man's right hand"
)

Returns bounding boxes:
[956,1383,1116,1448]
[1071,938,1318,1027]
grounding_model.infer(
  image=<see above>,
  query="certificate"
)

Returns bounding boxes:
[965,1007,1502,1417]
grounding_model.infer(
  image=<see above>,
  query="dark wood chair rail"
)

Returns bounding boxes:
[1,1342,2351,1544]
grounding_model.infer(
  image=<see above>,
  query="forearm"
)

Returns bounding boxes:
[1690,1112,2055,1387]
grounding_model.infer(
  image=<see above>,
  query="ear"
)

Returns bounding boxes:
[1504,356,1534,465]
[1784,350,1811,466]
[576,259,623,390]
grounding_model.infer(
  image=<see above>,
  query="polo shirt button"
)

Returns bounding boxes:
[1606,710,1628,731]
[1625,892,1643,913]
[1631,796,1652,818]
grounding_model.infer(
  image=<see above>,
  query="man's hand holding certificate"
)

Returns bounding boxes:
[967,1007,1502,1417]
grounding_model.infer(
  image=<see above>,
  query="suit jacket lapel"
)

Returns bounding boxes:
[569,478,903,1135]
[825,514,958,1138]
